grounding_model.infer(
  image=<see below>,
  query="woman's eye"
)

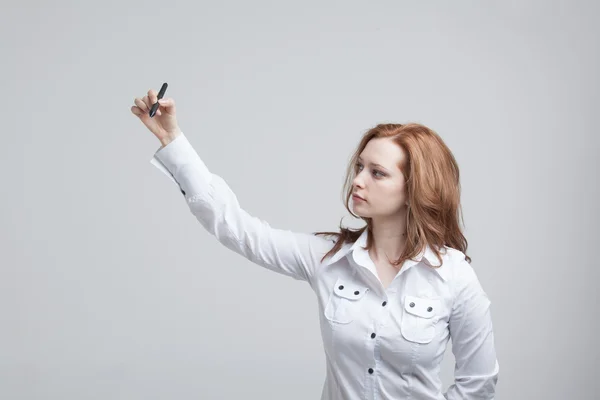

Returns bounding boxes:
[356,163,384,178]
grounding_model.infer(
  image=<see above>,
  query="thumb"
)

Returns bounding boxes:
[158,98,176,114]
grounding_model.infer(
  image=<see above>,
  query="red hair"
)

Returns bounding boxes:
[314,123,470,267]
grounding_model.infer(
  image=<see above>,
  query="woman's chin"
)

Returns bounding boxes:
[352,204,369,218]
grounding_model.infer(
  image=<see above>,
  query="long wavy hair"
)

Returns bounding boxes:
[313,123,470,267]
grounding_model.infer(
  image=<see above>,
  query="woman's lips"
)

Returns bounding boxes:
[352,194,366,202]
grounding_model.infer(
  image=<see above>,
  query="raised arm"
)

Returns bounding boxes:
[131,90,333,286]
[151,132,333,284]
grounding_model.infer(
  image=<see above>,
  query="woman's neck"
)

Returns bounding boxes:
[369,213,408,263]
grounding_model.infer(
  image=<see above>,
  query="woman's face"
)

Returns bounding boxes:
[351,138,408,218]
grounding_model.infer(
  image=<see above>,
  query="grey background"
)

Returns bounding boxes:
[2,1,598,399]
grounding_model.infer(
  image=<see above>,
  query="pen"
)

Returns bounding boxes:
[149,82,168,118]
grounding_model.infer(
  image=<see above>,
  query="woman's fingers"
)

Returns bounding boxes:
[132,101,162,118]
[133,90,168,118]
[142,95,152,110]
[131,105,143,116]
[148,89,158,105]
[135,98,148,112]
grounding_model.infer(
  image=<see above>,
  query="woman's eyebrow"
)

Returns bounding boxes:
[358,156,387,170]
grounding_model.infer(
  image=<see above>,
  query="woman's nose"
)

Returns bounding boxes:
[353,177,364,189]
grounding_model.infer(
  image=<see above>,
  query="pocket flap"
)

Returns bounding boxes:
[404,295,437,319]
[333,277,369,300]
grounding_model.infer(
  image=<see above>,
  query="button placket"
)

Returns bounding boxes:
[366,293,390,392]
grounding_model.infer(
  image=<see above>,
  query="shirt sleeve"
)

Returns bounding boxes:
[444,261,500,400]
[149,133,333,285]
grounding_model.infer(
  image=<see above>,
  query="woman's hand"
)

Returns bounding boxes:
[131,88,182,147]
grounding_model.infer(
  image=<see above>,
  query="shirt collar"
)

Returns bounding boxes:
[325,229,450,281]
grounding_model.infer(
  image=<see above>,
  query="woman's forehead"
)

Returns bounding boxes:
[360,138,406,168]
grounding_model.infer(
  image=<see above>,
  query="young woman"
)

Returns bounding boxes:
[131,88,499,400]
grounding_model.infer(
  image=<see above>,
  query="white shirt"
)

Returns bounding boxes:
[149,133,499,400]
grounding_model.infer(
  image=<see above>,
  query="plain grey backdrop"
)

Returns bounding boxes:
[2,1,598,399]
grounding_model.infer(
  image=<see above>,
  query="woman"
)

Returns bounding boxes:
[131,88,499,400]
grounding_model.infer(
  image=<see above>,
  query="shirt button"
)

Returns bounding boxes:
[338,285,344,290]
[368,368,374,374]
[382,301,387,307]
[371,333,376,339]
[409,302,415,307]
[354,290,360,295]
[427,306,433,312]
[180,189,186,195]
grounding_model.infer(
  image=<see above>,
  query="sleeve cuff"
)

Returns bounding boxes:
[148,132,212,186]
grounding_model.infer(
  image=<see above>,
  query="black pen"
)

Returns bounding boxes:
[149,82,168,118]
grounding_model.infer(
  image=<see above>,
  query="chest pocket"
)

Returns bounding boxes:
[324,277,369,324]
[400,295,440,344]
